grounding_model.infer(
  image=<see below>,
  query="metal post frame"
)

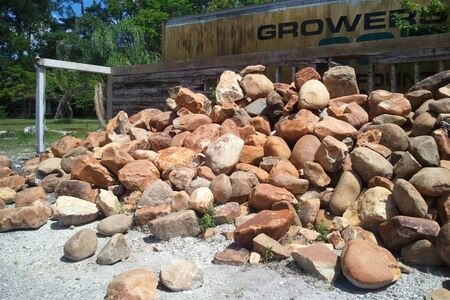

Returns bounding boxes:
[35,65,46,153]
[34,57,112,154]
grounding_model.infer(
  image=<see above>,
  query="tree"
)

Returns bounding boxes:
[393,0,450,36]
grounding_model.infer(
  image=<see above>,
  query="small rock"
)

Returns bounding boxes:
[71,156,115,189]
[436,222,450,266]
[149,210,200,240]
[138,179,173,207]
[105,268,158,300]
[96,233,130,265]
[330,171,362,216]
[249,252,261,264]
[97,214,133,236]
[253,233,289,260]
[56,180,97,202]
[160,260,204,291]
[392,179,428,218]
[249,183,295,211]
[303,161,331,188]
[401,239,443,266]
[188,187,214,214]
[0,187,16,204]
[118,160,160,192]
[213,247,250,266]
[409,136,440,167]
[214,202,240,224]
[97,189,120,217]
[210,174,232,204]
[292,244,341,282]
[63,228,97,261]
[55,196,99,226]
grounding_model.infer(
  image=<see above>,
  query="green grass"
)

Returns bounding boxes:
[0,118,100,157]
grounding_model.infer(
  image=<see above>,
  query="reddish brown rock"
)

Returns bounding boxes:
[0,155,11,168]
[249,184,295,211]
[269,160,299,179]
[0,203,50,232]
[329,94,367,107]
[368,176,394,192]
[51,135,83,158]
[148,132,172,151]
[0,175,26,191]
[240,73,274,100]
[134,201,172,226]
[313,116,357,141]
[234,209,293,249]
[175,87,211,114]
[250,116,271,135]
[341,239,400,289]
[197,166,216,181]
[328,102,368,129]
[213,247,250,266]
[292,244,341,282]
[84,131,107,149]
[214,202,241,224]
[234,163,269,182]
[379,216,440,251]
[275,109,319,144]
[433,128,450,160]
[303,161,331,188]
[290,134,321,170]
[314,135,348,173]
[56,180,97,202]
[154,147,196,172]
[239,145,264,165]
[0,167,12,179]
[15,187,47,208]
[183,123,221,153]
[100,146,134,175]
[71,156,115,189]
[294,67,321,89]
[264,136,291,159]
[118,160,160,192]
[129,108,161,129]
[173,114,212,131]
[105,268,158,300]
[149,111,176,132]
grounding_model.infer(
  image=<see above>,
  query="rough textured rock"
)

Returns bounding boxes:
[392,179,428,218]
[105,268,158,300]
[100,146,134,175]
[0,175,26,191]
[350,147,393,182]
[213,247,250,266]
[298,79,330,110]
[55,196,99,226]
[0,187,16,204]
[436,222,450,266]
[134,201,171,226]
[138,179,173,207]
[96,233,130,265]
[160,260,204,291]
[379,216,440,251]
[294,67,321,89]
[205,133,244,174]
[234,209,293,249]
[37,157,62,175]
[97,214,133,236]
[341,239,400,289]
[330,171,362,216]
[341,225,378,244]
[240,73,274,100]
[275,109,318,144]
[303,161,331,188]
[229,171,259,203]
[0,203,50,232]
[214,202,240,224]
[408,136,440,167]
[168,166,196,191]
[51,135,83,157]
[71,156,115,189]
[249,183,295,211]
[393,152,422,180]
[149,210,200,240]
[409,167,450,197]
[343,186,397,232]
[209,174,232,204]
[323,66,359,99]
[367,124,409,151]
[314,136,348,172]
[290,134,321,169]
[154,147,196,172]
[15,186,47,208]
[267,175,309,195]
[188,187,214,213]
[292,244,341,282]
[264,136,291,159]
[118,160,160,192]
[97,189,120,217]
[63,228,97,261]
[175,87,211,114]
[253,233,289,260]
[401,239,443,267]
[313,116,357,141]
[215,70,244,104]
[56,180,97,202]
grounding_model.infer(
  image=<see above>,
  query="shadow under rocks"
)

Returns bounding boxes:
[157,282,172,293]
[143,235,160,244]
[442,279,450,289]
[409,265,450,277]
[59,255,77,263]
[50,221,68,230]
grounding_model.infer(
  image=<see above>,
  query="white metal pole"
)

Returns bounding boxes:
[35,64,46,153]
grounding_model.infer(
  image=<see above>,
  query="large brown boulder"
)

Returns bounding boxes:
[379,216,440,251]
[323,66,359,99]
[436,222,450,266]
[175,87,211,114]
[240,73,274,100]
[249,183,295,211]
[275,109,318,144]
[0,203,50,232]
[118,160,160,192]
[290,134,321,169]
[56,180,97,202]
[234,209,293,249]
[100,146,134,175]
[0,175,26,191]
[350,147,393,183]
[51,135,83,158]
[313,116,357,141]
[105,268,158,300]
[15,186,47,207]
[154,147,196,172]
[341,239,400,289]
[409,167,450,197]
[71,156,115,189]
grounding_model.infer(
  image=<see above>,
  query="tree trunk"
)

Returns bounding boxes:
[54,91,73,120]
[94,82,106,128]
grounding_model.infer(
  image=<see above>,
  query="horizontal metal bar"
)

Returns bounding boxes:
[38,58,111,74]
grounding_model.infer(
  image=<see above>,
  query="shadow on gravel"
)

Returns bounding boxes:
[59,255,77,263]
[442,279,450,289]
[143,235,160,244]
[50,222,68,230]
[410,265,450,277]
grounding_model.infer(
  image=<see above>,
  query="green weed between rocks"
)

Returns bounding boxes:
[315,221,329,242]
[198,210,215,232]
[263,246,275,263]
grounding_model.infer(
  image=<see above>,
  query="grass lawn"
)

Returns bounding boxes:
[0,118,100,158]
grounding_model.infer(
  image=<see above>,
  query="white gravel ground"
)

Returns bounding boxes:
[1,219,449,300]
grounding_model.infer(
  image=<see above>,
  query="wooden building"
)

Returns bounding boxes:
[109,0,450,116]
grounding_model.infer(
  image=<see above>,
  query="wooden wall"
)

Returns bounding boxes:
[163,0,443,62]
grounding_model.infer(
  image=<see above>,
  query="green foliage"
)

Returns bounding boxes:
[293,201,302,216]
[393,0,450,36]
[206,0,268,12]
[263,246,275,262]
[198,210,216,232]
[315,221,329,242]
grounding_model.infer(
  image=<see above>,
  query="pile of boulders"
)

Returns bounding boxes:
[1,64,450,299]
